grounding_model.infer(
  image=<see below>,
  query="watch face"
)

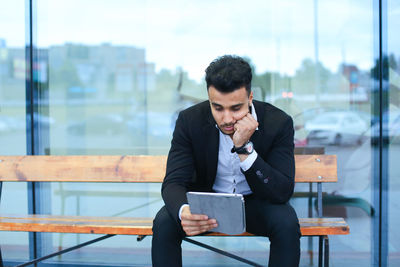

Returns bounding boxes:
[246,142,253,153]
[234,141,254,154]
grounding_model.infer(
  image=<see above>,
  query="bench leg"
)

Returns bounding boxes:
[317,235,330,267]
[137,235,147,241]
[324,236,329,267]
[308,236,313,266]
[0,245,4,267]
[318,236,323,267]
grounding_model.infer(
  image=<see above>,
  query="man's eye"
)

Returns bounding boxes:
[232,107,241,111]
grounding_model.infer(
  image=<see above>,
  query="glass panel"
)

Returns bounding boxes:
[0,0,29,263]
[388,0,400,266]
[35,0,375,266]
[286,1,374,266]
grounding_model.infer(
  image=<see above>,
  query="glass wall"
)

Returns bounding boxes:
[0,0,393,266]
[388,0,400,266]
[0,0,30,263]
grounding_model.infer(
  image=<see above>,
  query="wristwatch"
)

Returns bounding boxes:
[231,141,254,155]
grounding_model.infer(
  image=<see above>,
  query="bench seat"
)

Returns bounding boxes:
[0,214,349,236]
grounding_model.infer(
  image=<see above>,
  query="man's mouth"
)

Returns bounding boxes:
[222,125,234,131]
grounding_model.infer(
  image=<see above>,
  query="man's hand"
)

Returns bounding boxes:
[181,206,218,236]
[233,112,259,147]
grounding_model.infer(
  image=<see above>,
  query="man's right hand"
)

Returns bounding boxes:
[180,205,218,236]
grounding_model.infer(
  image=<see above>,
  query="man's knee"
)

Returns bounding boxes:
[269,205,301,238]
[275,216,300,235]
[152,206,184,240]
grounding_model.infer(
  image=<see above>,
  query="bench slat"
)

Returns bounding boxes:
[0,155,337,183]
[0,156,167,183]
[0,214,153,235]
[0,214,349,236]
[294,155,337,182]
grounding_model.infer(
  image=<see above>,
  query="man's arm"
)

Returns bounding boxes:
[162,111,218,235]
[161,111,195,223]
[243,116,295,203]
[231,109,295,203]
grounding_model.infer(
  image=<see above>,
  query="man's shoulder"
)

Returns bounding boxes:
[173,101,212,140]
[182,100,209,112]
[179,101,210,120]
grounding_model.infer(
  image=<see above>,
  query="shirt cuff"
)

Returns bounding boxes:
[239,151,258,172]
[178,204,189,220]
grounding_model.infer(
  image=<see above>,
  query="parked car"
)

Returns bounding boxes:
[305,111,368,146]
[292,107,340,146]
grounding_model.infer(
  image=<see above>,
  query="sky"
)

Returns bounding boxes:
[0,0,399,81]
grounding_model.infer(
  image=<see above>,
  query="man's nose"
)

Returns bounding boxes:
[222,110,234,124]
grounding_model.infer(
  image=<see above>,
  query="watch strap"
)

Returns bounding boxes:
[231,141,253,154]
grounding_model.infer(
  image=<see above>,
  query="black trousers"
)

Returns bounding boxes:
[152,194,301,267]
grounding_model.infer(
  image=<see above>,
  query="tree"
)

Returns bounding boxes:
[292,58,332,95]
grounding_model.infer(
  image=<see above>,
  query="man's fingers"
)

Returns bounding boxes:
[181,216,218,236]
[179,199,218,236]
[181,218,216,227]
[233,113,259,147]
[181,213,208,221]
[235,116,257,130]
[185,229,206,236]
[184,223,217,232]
[183,222,218,236]
[239,114,258,127]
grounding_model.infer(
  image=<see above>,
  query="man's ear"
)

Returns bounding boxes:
[249,91,254,105]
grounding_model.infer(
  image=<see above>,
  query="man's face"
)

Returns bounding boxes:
[208,85,253,136]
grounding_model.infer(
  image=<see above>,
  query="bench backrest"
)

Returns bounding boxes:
[0,155,337,183]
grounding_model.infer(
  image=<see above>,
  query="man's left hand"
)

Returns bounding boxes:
[233,112,258,147]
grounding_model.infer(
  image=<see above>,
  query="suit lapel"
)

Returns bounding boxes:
[203,111,219,185]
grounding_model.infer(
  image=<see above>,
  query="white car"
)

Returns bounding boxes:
[305,111,368,146]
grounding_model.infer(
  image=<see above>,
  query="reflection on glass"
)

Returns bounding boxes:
[388,0,400,266]
[304,111,367,146]
[0,0,29,264]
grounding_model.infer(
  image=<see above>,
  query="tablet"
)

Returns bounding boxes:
[186,192,246,235]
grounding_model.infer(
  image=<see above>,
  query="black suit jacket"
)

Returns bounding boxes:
[162,100,295,223]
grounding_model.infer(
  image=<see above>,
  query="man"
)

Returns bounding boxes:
[152,55,301,267]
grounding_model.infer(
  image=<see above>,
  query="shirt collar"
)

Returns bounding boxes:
[250,102,258,128]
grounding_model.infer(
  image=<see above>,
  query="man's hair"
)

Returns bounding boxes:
[205,55,252,95]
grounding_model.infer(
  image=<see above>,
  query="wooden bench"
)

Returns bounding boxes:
[0,155,349,267]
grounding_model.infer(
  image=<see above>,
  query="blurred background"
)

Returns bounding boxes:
[0,0,399,266]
